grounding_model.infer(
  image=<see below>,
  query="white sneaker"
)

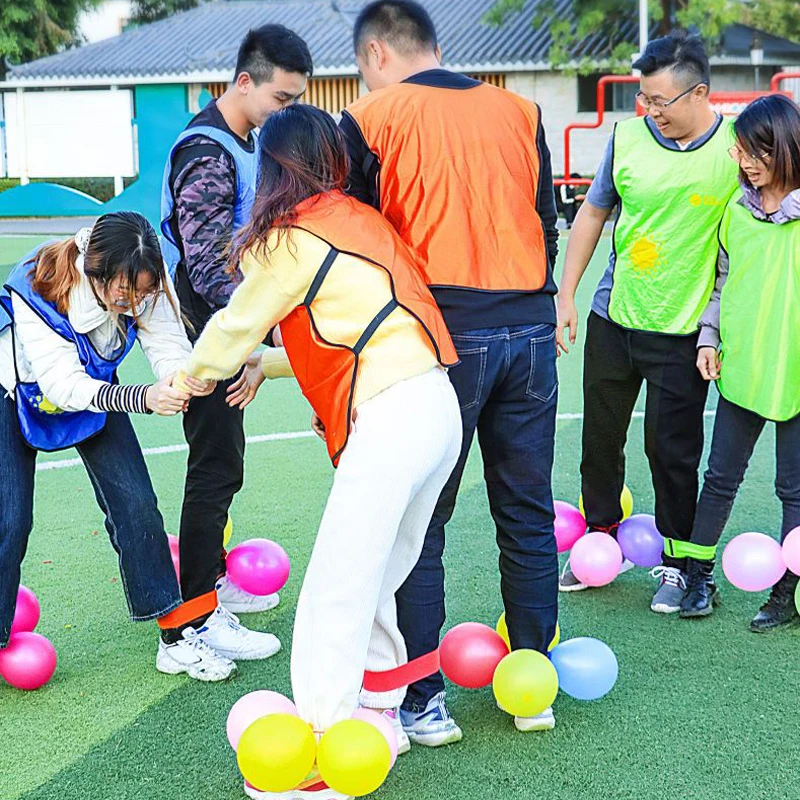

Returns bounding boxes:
[382,708,411,755]
[514,706,556,732]
[243,778,351,799]
[156,627,236,682]
[216,575,280,614]
[200,605,281,661]
[559,557,635,592]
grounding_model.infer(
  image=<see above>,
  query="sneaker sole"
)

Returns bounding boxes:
[750,616,800,633]
[514,719,556,732]
[156,653,236,682]
[650,603,682,614]
[245,784,350,800]
[559,582,589,593]
[680,594,720,618]
[405,727,463,747]
[397,737,411,755]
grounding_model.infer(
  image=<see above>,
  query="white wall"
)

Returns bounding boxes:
[79,0,132,43]
[4,89,135,180]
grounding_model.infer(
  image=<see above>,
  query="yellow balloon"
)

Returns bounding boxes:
[578,485,634,522]
[495,613,560,652]
[237,714,316,793]
[493,649,559,718]
[223,515,233,548]
[317,719,391,797]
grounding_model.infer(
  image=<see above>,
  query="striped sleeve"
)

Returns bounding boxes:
[93,384,152,414]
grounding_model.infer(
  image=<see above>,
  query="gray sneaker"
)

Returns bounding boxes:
[559,556,635,593]
[650,566,687,613]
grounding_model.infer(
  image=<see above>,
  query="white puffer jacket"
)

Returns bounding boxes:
[0,254,191,413]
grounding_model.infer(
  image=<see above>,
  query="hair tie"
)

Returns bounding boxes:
[74,227,92,256]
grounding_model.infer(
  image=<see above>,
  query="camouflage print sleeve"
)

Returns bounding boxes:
[173,148,242,309]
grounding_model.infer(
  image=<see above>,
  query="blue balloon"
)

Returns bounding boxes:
[549,637,618,701]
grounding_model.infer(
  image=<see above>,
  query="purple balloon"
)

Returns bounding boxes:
[227,539,291,596]
[617,514,664,568]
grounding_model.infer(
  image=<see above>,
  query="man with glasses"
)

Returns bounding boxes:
[556,32,739,611]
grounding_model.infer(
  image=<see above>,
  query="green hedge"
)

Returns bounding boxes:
[0,177,138,201]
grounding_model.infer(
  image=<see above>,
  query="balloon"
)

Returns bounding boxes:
[227,539,291,596]
[10,585,40,636]
[227,690,298,751]
[440,622,509,689]
[223,515,234,548]
[496,613,560,652]
[549,637,618,700]
[795,581,800,615]
[317,719,391,797]
[617,514,664,568]
[782,526,800,575]
[492,649,558,718]
[0,631,57,690]
[569,532,623,587]
[166,534,180,576]
[722,532,786,592]
[579,485,634,521]
[237,714,316,793]
[554,501,586,553]
[351,708,398,768]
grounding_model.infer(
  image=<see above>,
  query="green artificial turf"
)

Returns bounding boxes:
[2,233,798,800]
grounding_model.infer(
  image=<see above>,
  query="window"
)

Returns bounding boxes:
[577,73,637,113]
[469,73,507,88]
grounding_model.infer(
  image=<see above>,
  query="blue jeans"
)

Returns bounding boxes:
[0,393,181,646]
[397,324,560,710]
[691,395,800,549]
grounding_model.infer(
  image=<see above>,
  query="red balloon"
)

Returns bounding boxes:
[0,632,57,690]
[439,622,509,689]
[11,585,40,636]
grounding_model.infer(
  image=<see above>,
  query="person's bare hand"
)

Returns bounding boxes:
[227,352,266,410]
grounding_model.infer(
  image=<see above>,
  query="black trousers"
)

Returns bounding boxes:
[179,376,245,602]
[581,312,709,568]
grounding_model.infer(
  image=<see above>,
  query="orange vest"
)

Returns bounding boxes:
[280,191,458,467]
[345,81,548,292]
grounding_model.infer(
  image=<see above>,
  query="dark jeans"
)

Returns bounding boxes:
[691,395,800,550]
[581,312,709,568]
[0,393,181,647]
[179,376,245,602]
[397,324,559,711]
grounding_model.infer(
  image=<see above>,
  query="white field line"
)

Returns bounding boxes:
[34,410,717,474]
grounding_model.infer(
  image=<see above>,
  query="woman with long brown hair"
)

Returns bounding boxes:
[182,103,462,799]
[0,211,237,682]
[681,94,800,628]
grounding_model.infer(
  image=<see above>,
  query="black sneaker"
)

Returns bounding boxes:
[750,572,800,632]
[680,558,719,618]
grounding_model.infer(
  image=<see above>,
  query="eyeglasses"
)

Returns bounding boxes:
[635,83,703,111]
[728,144,771,165]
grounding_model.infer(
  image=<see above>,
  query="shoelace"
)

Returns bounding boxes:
[649,566,686,589]
[183,628,227,661]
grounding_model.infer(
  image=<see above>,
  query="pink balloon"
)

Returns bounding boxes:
[226,690,298,750]
[554,501,586,553]
[723,532,786,592]
[569,532,623,587]
[166,534,180,576]
[0,631,57,690]
[352,708,399,768]
[227,539,290,596]
[11,585,40,636]
[782,527,800,575]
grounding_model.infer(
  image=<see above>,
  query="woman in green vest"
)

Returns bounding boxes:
[681,94,800,629]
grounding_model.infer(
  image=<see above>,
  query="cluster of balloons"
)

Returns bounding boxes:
[165,523,291,598]
[723,527,800,596]
[228,691,394,797]
[555,487,665,587]
[438,619,618,715]
[0,586,57,691]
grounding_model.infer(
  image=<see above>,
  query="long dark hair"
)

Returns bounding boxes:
[735,95,800,192]
[231,104,349,266]
[31,211,174,323]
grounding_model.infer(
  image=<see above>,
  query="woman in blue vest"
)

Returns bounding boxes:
[680,95,800,629]
[0,211,235,681]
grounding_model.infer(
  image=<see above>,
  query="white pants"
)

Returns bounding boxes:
[291,367,462,731]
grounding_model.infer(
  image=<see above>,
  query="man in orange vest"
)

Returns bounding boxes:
[341,0,561,743]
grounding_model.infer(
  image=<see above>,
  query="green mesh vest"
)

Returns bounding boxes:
[609,116,738,334]
[718,193,800,421]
